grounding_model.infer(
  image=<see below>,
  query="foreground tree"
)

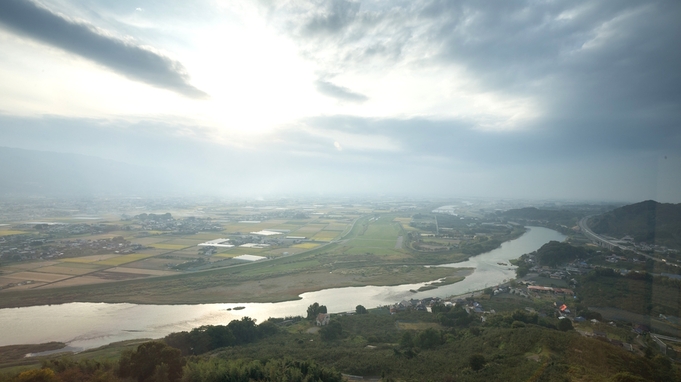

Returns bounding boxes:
[118,341,184,382]
[415,328,442,349]
[469,354,486,371]
[320,321,343,341]
[558,318,574,332]
[355,305,368,314]
[16,368,59,382]
[306,302,327,320]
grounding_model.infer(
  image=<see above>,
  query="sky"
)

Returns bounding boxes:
[0,0,679,202]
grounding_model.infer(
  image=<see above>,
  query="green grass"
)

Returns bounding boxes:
[0,213,522,308]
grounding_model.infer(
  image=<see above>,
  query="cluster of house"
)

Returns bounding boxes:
[316,313,330,326]
[492,285,530,298]
[527,285,575,296]
[0,234,143,262]
[389,297,446,314]
[612,235,680,256]
[129,214,222,234]
[388,297,493,316]
[534,264,590,279]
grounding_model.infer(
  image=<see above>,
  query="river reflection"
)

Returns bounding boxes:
[0,226,564,351]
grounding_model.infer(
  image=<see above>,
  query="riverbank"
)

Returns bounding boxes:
[0,226,566,352]
[0,226,564,310]
[0,266,473,309]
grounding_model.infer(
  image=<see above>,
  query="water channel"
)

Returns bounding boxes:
[0,226,565,351]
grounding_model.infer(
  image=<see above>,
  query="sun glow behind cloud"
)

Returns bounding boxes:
[0,1,541,140]
[0,0,679,202]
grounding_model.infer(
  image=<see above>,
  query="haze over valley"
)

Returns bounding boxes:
[1,0,680,381]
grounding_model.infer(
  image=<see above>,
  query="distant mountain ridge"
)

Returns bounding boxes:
[590,200,681,249]
[0,146,174,197]
[501,207,577,222]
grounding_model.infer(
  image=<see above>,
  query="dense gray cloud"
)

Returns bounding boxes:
[267,0,681,135]
[1,0,679,202]
[0,0,207,98]
[303,0,360,36]
[315,79,368,102]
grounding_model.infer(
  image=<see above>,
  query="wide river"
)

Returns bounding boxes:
[0,226,564,351]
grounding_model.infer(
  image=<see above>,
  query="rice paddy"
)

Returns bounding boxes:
[149,243,190,250]
[292,243,320,249]
[0,207,472,303]
[0,230,27,236]
[95,253,157,266]
[60,255,119,263]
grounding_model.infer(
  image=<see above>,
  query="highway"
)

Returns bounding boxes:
[578,216,661,262]
[578,216,620,249]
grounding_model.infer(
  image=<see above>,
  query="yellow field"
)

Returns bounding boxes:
[162,239,204,246]
[96,254,157,266]
[324,224,347,231]
[394,218,418,231]
[0,230,26,236]
[188,233,228,240]
[213,253,238,258]
[272,224,304,231]
[292,226,326,235]
[312,231,338,241]
[60,255,119,263]
[292,243,320,249]
[130,237,168,245]
[149,243,189,250]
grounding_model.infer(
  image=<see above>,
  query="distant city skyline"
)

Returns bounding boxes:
[0,0,679,202]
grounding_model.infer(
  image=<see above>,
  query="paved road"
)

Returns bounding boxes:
[578,216,619,249]
[579,216,660,262]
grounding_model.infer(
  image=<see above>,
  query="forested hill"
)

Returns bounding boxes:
[502,207,576,221]
[523,241,590,268]
[590,200,681,248]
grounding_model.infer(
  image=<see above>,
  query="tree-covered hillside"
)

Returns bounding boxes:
[590,200,681,249]
[501,207,578,224]
[4,308,678,382]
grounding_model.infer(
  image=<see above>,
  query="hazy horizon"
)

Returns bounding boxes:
[1,0,679,202]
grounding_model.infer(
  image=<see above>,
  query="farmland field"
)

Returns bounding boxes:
[36,264,103,275]
[0,230,27,236]
[324,223,348,231]
[0,271,67,283]
[159,238,205,246]
[149,243,190,250]
[0,208,495,307]
[60,254,119,263]
[312,231,339,241]
[1,261,59,271]
[96,253,157,266]
[292,243,320,249]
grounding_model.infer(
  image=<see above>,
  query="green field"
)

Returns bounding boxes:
[0,212,515,308]
[96,254,158,266]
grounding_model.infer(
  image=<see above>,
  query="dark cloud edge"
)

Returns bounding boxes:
[315,79,368,102]
[0,0,208,99]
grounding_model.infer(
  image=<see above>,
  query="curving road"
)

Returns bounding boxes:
[579,216,659,262]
